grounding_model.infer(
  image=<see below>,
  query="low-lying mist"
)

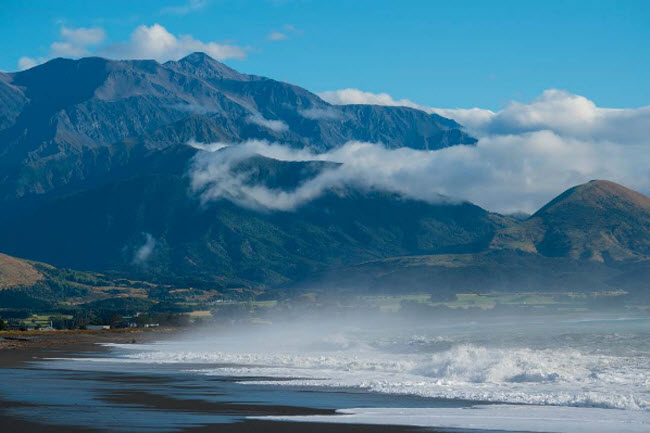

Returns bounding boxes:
[117,308,650,412]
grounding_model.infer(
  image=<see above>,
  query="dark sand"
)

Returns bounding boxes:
[0,330,439,433]
[0,329,176,432]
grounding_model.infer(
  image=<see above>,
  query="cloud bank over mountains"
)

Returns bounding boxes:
[191,89,650,214]
[246,113,289,133]
[190,140,451,212]
[319,88,650,144]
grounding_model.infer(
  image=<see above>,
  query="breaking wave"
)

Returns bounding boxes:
[111,321,650,411]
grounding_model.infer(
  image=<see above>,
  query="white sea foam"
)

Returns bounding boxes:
[252,405,650,433]
[67,318,650,417]
[113,338,649,411]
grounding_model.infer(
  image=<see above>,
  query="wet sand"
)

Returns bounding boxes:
[0,328,175,351]
[0,329,174,432]
[0,330,439,433]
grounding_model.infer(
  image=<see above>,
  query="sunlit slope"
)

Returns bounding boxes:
[0,251,166,310]
[495,180,650,262]
[0,253,43,289]
[293,180,650,293]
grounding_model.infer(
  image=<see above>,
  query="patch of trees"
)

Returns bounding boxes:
[79,297,153,315]
[34,264,111,287]
[28,279,88,300]
[0,290,51,309]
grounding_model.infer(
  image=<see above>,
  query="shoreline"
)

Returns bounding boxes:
[0,327,179,349]
[0,328,179,367]
[0,328,441,433]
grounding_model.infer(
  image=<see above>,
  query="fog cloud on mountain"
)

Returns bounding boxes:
[298,107,343,121]
[319,88,650,144]
[132,233,156,264]
[301,89,650,213]
[189,130,650,214]
[246,112,289,133]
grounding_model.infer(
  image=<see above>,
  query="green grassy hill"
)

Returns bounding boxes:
[493,180,650,262]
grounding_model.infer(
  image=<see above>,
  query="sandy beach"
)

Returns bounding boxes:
[0,329,435,433]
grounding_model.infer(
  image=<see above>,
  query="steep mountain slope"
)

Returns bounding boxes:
[0,53,475,208]
[493,180,650,262]
[0,73,27,130]
[289,249,625,294]
[0,251,178,313]
[0,53,489,289]
[292,180,650,295]
[0,150,498,287]
[3,178,650,299]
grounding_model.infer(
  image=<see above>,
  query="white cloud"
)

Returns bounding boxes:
[17,26,106,69]
[318,88,495,131]
[318,87,650,144]
[50,26,106,57]
[268,31,287,41]
[189,140,348,211]
[482,90,650,144]
[246,112,289,133]
[318,88,423,108]
[267,24,301,42]
[49,42,87,57]
[190,89,650,214]
[18,23,245,70]
[17,56,42,70]
[298,107,342,120]
[428,107,496,132]
[187,138,229,152]
[133,233,156,264]
[100,24,246,62]
[160,0,208,15]
[60,26,106,46]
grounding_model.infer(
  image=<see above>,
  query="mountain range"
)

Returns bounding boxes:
[0,52,474,210]
[1,53,649,300]
[289,180,650,295]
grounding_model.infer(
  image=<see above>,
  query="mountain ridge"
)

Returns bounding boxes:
[0,52,476,206]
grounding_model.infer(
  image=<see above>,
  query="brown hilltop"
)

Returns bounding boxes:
[534,180,650,216]
[495,180,650,262]
[0,253,43,289]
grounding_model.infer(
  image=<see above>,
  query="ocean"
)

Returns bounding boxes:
[1,314,649,432]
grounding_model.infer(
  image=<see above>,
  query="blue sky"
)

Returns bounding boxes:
[1,0,648,110]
